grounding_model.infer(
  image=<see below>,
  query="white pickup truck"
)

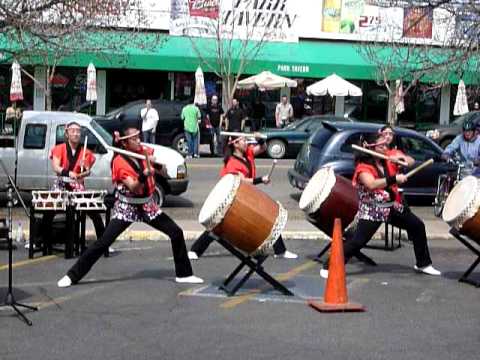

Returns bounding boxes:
[0,111,189,205]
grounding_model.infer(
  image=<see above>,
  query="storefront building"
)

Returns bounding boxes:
[1,0,478,126]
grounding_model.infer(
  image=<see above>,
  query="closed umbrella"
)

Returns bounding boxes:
[453,80,469,116]
[86,63,97,102]
[194,66,207,106]
[10,61,23,102]
[237,71,297,90]
[395,79,405,114]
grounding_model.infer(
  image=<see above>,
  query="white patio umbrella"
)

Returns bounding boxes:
[237,71,297,90]
[306,73,362,97]
[453,79,469,116]
[86,63,97,102]
[10,60,23,102]
[194,66,207,106]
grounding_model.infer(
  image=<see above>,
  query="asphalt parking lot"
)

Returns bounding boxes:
[1,237,479,360]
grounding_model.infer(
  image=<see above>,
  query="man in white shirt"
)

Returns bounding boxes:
[275,95,293,128]
[140,99,159,143]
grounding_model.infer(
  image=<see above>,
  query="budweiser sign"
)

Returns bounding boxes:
[188,0,219,19]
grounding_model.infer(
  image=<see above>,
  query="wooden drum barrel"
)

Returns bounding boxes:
[299,167,358,237]
[198,174,288,256]
[443,176,480,242]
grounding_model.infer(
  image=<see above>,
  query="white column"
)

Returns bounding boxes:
[33,66,46,111]
[169,72,175,100]
[96,70,106,115]
[335,96,345,117]
[440,84,451,125]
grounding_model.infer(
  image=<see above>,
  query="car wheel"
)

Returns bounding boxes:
[153,185,165,207]
[173,133,188,156]
[267,139,287,159]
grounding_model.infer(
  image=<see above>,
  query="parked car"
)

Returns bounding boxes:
[260,115,354,159]
[94,99,215,156]
[288,121,452,197]
[422,111,480,148]
[0,111,189,206]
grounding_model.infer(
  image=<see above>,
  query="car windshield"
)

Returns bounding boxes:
[91,120,113,146]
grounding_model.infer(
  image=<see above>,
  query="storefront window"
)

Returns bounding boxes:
[107,69,169,111]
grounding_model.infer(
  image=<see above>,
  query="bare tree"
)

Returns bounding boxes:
[357,0,480,124]
[0,0,166,110]
[173,0,296,108]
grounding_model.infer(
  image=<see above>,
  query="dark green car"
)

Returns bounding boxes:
[260,115,353,159]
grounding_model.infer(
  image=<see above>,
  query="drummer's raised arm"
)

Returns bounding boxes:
[252,132,267,156]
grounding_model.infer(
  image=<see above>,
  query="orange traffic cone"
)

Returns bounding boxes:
[308,218,365,312]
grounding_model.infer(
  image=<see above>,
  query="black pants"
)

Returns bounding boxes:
[67,213,193,283]
[191,231,287,257]
[250,118,261,131]
[41,212,105,244]
[342,208,432,268]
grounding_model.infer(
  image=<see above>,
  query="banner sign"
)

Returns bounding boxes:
[169,0,300,43]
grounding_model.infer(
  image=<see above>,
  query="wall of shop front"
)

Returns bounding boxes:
[27,63,459,127]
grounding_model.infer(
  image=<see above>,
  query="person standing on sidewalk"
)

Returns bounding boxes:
[223,98,246,132]
[206,95,224,155]
[181,100,201,158]
[275,95,293,128]
[57,125,203,288]
[188,133,297,260]
[140,99,159,143]
[320,132,441,279]
[250,96,265,131]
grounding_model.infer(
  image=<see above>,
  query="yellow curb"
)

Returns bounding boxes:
[0,255,58,271]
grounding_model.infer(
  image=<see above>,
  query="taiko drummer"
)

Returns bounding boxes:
[320,132,441,278]
[57,124,203,287]
[188,133,297,260]
[35,120,105,249]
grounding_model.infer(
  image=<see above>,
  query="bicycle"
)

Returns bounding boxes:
[433,157,474,217]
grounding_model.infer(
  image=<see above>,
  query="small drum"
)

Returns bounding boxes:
[198,174,288,256]
[442,176,480,242]
[299,167,358,237]
[32,191,69,211]
[69,191,107,211]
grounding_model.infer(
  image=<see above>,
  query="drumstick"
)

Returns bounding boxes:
[144,149,152,176]
[351,144,409,167]
[266,159,277,179]
[405,158,434,179]
[81,135,88,173]
[106,145,165,167]
[221,131,267,139]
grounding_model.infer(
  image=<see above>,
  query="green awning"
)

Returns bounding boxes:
[1,31,478,83]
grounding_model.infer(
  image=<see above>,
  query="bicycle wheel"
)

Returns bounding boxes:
[433,177,450,217]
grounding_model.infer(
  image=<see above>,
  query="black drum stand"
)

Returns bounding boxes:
[450,228,480,287]
[215,237,294,297]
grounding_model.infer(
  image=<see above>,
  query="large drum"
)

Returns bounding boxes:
[442,176,480,242]
[299,167,358,236]
[198,174,288,256]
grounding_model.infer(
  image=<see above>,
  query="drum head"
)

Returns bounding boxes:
[299,167,336,214]
[198,174,241,230]
[442,176,480,224]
